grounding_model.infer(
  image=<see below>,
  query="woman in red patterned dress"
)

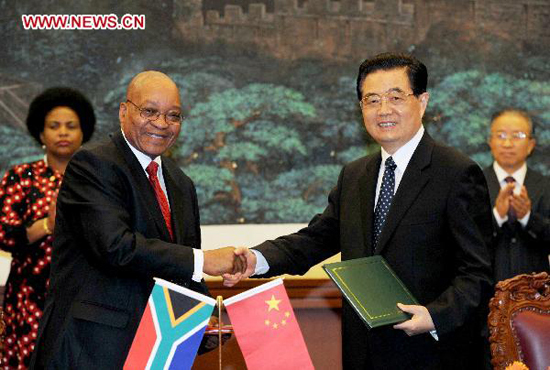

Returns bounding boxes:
[0,87,95,369]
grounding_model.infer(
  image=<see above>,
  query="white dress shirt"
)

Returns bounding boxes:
[122,130,203,282]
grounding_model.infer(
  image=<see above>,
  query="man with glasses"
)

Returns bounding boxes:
[484,109,550,283]
[226,53,493,369]
[31,71,244,368]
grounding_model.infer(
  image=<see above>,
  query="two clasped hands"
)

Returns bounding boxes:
[203,246,256,284]
[203,247,435,336]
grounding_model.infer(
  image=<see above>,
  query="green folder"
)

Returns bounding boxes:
[323,255,419,329]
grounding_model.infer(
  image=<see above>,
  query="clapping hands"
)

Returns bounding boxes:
[495,182,531,220]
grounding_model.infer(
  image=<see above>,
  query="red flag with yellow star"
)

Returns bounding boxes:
[224,278,314,370]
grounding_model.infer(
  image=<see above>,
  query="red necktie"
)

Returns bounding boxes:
[146,161,174,240]
[504,176,516,223]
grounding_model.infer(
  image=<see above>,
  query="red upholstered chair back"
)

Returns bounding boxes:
[488,272,550,370]
[513,309,550,369]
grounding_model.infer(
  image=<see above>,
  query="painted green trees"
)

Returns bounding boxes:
[428,71,550,173]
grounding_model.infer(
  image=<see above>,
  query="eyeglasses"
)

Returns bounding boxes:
[360,91,415,109]
[126,100,184,125]
[491,131,531,141]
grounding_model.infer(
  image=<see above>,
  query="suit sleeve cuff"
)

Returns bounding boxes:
[251,249,269,276]
[192,249,204,282]
[519,211,530,228]
[493,207,507,227]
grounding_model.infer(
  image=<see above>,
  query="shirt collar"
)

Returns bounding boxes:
[380,125,425,172]
[120,128,162,172]
[493,161,527,185]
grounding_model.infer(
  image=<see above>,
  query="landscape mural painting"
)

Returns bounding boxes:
[1,0,548,224]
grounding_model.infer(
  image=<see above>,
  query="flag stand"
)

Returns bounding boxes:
[217,295,223,370]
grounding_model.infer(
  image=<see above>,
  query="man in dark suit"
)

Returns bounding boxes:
[484,109,550,283]
[225,53,493,369]
[30,71,242,369]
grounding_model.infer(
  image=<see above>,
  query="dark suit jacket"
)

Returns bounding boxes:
[483,166,550,283]
[31,132,207,369]
[255,132,493,369]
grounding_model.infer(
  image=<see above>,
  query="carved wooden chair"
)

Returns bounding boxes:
[488,272,550,370]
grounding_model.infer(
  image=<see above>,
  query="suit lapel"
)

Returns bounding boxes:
[358,155,380,256]
[484,167,500,204]
[162,159,187,244]
[375,133,433,255]
[523,169,543,205]
[111,132,172,242]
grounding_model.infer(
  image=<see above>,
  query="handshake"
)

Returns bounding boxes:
[203,247,257,287]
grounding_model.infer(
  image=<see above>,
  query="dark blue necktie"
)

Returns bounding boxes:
[373,157,397,251]
[505,176,516,223]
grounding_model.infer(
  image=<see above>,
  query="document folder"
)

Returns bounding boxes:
[323,255,418,329]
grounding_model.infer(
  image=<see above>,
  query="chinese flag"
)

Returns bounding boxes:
[224,278,314,370]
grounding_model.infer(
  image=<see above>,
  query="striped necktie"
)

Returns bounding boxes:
[146,161,174,240]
